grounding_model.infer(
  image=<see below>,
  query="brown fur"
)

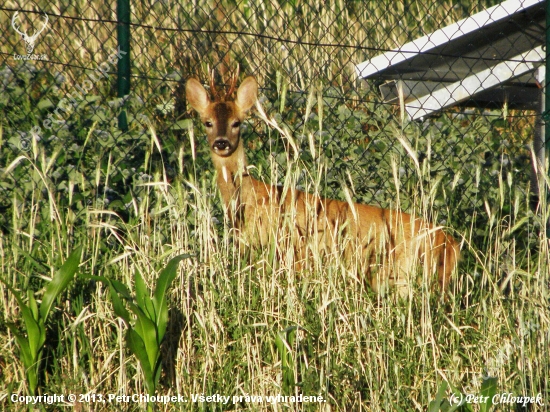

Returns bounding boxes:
[186,75,460,293]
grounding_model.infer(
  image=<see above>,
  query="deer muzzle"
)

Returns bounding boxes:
[212,138,237,156]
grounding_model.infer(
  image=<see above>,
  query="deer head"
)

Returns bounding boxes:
[185,71,257,159]
[12,12,49,54]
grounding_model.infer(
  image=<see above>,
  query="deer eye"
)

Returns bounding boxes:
[204,121,213,128]
[232,121,241,128]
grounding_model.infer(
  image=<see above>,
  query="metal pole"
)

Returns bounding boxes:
[533,67,545,210]
[117,0,130,132]
[545,0,550,235]
[546,0,550,152]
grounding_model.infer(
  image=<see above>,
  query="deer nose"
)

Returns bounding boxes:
[213,139,230,151]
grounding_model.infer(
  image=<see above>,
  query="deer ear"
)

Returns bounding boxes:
[186,78,210,115]
[236,77,257,112]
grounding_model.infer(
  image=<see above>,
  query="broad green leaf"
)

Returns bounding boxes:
[1,282,43,360]
[108,282,131,325]
[153,255,190,337]
[134,312,159,371]
[125,299,148,320]
[24,314,45,365]
[27,290,39,321]
[126,329,147,364]
[24,313,43,361]
[155,300,169,343]
[134,269,148,307]
[153,255,190,307]
[134,269,155,319]
[6,322,41,396]
[126,328,156,395]
[0,280,43,375]
[274,332,288,367]
[26,368,39,397]
[6,323,33,366]
[109,279,132,300]
[40,247,82,321]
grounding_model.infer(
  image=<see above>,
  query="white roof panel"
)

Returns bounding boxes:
[356,0,544,79]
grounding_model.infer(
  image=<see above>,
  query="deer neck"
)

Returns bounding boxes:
[211,140,249,208]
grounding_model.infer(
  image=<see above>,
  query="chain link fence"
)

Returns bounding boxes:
[0,0,544,249]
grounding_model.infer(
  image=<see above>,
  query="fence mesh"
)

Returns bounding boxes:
[0,0,544,246]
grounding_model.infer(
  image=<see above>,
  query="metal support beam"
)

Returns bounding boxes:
[546,0,550,155]
[533,67,545,209]
[545,0,550,234]
[117,0,131,132]
[405,47,544,120]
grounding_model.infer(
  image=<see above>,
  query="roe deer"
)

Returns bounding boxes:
[185,72,460,293]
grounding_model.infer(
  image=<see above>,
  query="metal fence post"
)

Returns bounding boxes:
[117,0,130,131]
[546,0,550,235]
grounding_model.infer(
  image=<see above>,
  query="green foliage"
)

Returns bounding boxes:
[0,56,545,409]
[0,247,81,396]
[0,62,161,234]
[91,255,190,402]
[274,326,298,395]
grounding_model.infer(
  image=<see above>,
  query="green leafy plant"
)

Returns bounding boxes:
[0,247,82,396]
[93,255,190,408]
[275,326,299,395]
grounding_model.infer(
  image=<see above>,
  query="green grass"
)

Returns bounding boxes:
[1,0,549,411]
[1,109,548,410]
